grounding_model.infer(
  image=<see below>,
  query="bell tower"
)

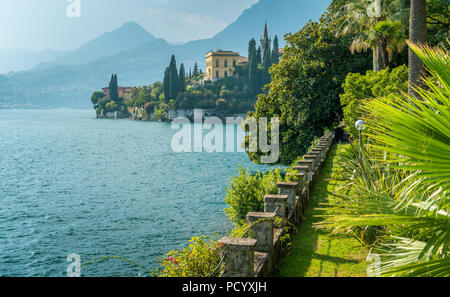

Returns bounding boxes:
[260,22,271,61]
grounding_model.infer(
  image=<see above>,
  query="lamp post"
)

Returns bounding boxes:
[355,120,366,163]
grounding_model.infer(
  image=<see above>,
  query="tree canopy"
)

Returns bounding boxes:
[247,11,372,165]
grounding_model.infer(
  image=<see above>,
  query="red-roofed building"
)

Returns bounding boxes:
[102,86,133,100]
[239,56,248,65]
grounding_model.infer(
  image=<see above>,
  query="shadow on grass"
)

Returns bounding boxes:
[277,143,359,277]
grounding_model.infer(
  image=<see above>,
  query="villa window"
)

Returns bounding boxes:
[216,71,219,78]
[224,60,228,67]
[216,60,219,67]
[224,71,228,78]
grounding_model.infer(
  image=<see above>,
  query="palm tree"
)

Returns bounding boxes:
[409,0,428,96]
[320,44,450,276]
[334,0,408,71]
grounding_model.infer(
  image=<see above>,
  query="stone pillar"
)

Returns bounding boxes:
[286,171,305,196]
[308,150,322,165]
[246,212,276,253]
[297,160,314,182]
[305,154,320,185]
[317,144,329,158]
[277,182,298,218]
[321,133,333,146]
[303,154,319,169]
[292,166,309,210]
[264,194,288,220]
[292,166,308,185]
[318,141,328,149]
[320,136,330,145]
[219,237,257,277]
[310,148,324,162]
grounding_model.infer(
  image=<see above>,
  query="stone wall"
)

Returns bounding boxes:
[218,131,336,277]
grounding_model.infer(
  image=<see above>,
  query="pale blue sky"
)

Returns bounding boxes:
[0,0,258,51]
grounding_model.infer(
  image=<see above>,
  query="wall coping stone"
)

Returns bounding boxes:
[246,212,277,220]
[264,194,288,202]
[276,182,298,188]
[219,237,257,248]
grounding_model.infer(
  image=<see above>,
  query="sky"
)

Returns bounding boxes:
[0,0,258,51]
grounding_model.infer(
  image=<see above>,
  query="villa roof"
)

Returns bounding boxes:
[239,56,249,63]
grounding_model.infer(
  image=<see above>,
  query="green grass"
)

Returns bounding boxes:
[277,143,369,277]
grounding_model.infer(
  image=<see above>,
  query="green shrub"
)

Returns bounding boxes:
[156,236,221,277]
[224,166,283,226]
[340,65,408,139]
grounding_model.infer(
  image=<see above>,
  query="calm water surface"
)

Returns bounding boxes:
[0,109,274,276]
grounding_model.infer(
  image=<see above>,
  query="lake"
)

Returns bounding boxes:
[0,109,275,276]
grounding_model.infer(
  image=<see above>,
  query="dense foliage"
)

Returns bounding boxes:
[340,65,408,139]
[427,0,450,51]
[320,44,450,276]
[90,75,128,116]
[224,167,283,226]
[332,0,409,71]
[156,236,221,277]
[247,12,372,165]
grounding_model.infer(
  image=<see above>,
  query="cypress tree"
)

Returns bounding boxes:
[248,45,258,96]
[272,35,279,65]
[108,74,114,98]
[168,55,180,99]
[193,62,199,78]
[179,63,186,92]
[109,74,119,101]
[263,40,272,70]
[163,67,170,101]
[256,46,262,64]
[248,39,256,61]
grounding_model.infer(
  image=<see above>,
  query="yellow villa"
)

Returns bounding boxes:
[205,50,240,82]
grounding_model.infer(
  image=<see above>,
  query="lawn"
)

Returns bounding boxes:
[277,143,369,277]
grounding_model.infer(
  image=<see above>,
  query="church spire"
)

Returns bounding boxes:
[260,22,271,62]
[264,21,268,40]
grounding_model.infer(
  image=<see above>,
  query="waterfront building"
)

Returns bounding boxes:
[102,86,133,100]
[205,50,240,82]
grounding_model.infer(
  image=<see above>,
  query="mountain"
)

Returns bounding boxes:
[0,49,70,74]
[46,21,157,67]
[0,0,331,109]
[186,0,331,56]
[0,21,156,75]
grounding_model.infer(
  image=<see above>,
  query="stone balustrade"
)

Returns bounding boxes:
[264,194,288,220]
[310,148,325,163]
[217,130,336,277]
[297,160,314,183]
[276,182,298,219]
[219,237,257,277]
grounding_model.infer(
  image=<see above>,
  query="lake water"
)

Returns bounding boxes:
[0,109,274,276]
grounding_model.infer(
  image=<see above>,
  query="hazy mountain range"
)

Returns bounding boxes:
[0,0,330,109]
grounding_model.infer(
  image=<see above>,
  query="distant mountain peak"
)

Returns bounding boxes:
[113,21,154,37]
[44,21,157,66]
[77,21,155,52]
[120,21,144,28]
